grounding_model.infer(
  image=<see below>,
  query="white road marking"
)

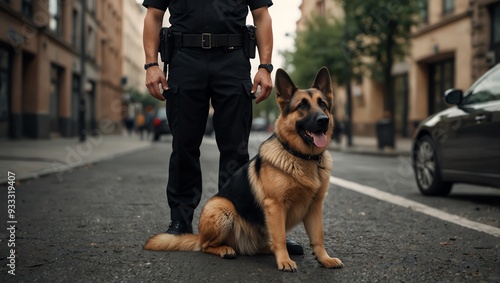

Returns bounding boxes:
[330,176,500,238]
[204,136,500,237]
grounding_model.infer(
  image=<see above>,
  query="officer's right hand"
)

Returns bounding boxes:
[145,66,168,101]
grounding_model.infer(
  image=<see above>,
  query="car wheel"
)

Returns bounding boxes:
[413,136,452,196]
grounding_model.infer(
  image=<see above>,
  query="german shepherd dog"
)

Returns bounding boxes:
[144,67,343,272]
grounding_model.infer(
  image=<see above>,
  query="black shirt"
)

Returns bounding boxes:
[143,0,273,34]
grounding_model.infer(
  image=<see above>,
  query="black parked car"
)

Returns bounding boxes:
[412,64,500,196]
[151,107,170,141]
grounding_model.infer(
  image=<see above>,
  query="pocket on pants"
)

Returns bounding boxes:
[243,81,252,98]
[163,81,179,101]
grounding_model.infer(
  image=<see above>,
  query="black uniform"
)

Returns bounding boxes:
[142,0,273,225]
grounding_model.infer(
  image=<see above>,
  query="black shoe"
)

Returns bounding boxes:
[166,221,193,235]
[286,238,304,255]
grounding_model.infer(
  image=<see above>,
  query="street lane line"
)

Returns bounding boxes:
[330,176,500,238]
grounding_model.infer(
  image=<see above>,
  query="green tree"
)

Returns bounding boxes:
[339,0,423,145]
[282,16,347,88]
[284,0,423,146]
[252,88,279,125]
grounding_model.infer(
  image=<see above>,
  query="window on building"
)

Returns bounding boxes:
[22,0,33,18]
[49,0,62,35]
[490,3,500,65]
[420,0,428,23]
[316,0,326,16]
[443,0,454,15]
[71,74,80,136]
[72,9,79,49]
[50,64,63,133]
[87,26,95,60]
[492,4,500,44]
[88,0,95,15]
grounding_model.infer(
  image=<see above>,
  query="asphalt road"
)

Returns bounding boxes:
[0,133,499,282]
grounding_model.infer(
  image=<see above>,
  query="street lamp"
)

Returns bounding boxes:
[343,0,353,147]
[78,0,87,142]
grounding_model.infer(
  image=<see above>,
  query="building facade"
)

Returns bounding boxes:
[410,0,500,128]
[471,0,500,78]
[298,0,500,138]
[123,0,146,94]
[0,0,123,139]
[297,0,391,137]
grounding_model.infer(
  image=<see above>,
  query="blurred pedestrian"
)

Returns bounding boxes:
[124,103,135,136]
[135,111,146,140]
[144,105,155,139]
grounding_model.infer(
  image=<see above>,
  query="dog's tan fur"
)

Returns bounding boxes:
[144,67,343,271]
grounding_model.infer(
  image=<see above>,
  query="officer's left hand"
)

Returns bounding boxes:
[252,69,272,104]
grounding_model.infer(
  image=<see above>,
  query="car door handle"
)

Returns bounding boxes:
[475,115,486,122]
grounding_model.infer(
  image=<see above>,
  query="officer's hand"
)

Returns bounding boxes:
[145,66,168,101]
[252,69,272,104]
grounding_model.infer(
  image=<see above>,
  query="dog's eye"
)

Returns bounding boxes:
[297,100,308,110]
[318,100,328,109]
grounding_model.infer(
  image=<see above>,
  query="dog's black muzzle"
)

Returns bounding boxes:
[296,112,330,146]
[300,112,329,133]
[316,114,329,132]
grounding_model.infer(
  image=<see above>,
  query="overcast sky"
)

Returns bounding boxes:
[249,0,302,78]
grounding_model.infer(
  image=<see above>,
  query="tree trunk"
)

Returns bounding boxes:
[382,20,397,148]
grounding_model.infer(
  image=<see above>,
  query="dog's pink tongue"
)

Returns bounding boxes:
[313,133,327,148]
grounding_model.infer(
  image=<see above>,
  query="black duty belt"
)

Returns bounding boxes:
[173,33,243,49]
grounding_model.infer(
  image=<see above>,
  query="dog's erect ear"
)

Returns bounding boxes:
[275,68,298,104]
[312,66,334,108]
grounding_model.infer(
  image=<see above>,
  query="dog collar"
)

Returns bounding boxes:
[277,136,323,161]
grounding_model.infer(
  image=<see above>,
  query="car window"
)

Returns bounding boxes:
[462,67,500,105]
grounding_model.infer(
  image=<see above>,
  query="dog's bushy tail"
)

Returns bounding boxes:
[143,233,201,252]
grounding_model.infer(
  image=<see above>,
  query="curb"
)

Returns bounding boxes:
[0,143,152,184]
[329,146,411,157]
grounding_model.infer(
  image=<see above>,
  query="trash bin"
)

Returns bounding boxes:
[375,119,394,149]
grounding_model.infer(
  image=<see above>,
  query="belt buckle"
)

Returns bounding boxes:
[201,33,212,49]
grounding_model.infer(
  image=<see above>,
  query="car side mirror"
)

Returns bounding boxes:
[443,89,463,105]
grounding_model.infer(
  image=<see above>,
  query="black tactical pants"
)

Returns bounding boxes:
[164,47,253,224]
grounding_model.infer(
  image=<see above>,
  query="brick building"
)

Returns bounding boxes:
[0,0,123,139]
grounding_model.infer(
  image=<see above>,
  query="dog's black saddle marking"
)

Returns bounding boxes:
[216,156,266,227]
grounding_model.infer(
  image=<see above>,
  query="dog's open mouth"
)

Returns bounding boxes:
[301,130,328,148]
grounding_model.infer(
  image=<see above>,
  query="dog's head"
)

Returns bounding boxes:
[274,67,334,156]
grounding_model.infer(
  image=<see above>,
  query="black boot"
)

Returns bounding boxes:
[165,221,193,235]
[286,238,304,255]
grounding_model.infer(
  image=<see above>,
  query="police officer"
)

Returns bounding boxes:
[142,0,303,255]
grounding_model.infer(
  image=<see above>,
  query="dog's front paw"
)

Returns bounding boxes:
[320,257,343,269]
[277,258,298,272]
[219,247,237,259]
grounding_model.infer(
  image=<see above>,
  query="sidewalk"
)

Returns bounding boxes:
[328,135,412,157]
[0,134,152,184]
[0,133,411,184]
